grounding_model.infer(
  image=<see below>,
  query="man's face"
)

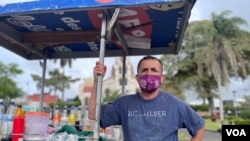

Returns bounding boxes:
[136,59,164,84]
[137,59,162,76]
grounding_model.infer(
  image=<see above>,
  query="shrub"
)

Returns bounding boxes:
[190,104,209,112]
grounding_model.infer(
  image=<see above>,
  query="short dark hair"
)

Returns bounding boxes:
[137,56,163,73]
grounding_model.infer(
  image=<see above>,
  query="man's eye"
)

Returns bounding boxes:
[151,68,157,72]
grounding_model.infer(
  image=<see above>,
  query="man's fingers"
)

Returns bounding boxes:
[94,61,106,76]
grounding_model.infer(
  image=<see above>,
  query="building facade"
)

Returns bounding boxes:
[78,57,139,107]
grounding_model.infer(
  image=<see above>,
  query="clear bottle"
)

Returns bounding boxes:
[53,105,61,128]
[75,107,83,131]
[48,107,53,126]
[6,99,16,138]
[60,105,68,126]
[12,105,24,141]
[0,99,5,137]
[67,106,76,126]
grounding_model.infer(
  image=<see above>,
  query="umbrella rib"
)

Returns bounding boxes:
[0,23,45,58]
[104,9,129,55]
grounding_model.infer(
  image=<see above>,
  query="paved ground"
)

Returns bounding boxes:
[178,128,221,141]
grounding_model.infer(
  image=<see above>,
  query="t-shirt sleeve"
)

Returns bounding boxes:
[100,101,121,128]
[180,104,205,137]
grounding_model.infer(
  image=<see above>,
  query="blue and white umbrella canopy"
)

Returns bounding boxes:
[0,0,196,60]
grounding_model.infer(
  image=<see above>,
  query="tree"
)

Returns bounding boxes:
[161,10,250,120]
[187,10,248,124]
[31,74,43,92]
[53,56,76,101]
[161,52,219,115]
[160,54,186,100]
[179,20,220,114]
[0,61,23,99]
[31,68,80,101]
[102,89,120,104]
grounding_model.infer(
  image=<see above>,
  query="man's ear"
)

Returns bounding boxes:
[135,74,139,82]
[161,74,165,83]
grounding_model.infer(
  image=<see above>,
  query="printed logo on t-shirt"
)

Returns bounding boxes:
[128,110,167,117]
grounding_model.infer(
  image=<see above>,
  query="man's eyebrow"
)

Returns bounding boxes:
[141,68,148,71]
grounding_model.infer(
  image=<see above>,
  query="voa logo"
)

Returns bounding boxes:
[226,129,246,136]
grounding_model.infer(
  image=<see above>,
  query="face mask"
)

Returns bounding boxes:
[138,74,161,93]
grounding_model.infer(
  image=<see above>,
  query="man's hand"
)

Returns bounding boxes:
[93,61,106,81]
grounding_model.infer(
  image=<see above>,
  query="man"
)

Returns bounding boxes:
[89,56,205,141]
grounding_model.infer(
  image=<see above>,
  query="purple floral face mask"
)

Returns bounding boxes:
[138,74,161,93]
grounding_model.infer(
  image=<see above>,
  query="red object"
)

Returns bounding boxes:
[12,117,24,141]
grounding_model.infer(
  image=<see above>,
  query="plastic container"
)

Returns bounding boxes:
[24,112,49,140]
[67,106,76,126]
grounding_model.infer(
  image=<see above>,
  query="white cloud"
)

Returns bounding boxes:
[190,0,250,31]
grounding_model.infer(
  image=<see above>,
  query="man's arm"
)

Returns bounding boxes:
[191,125,205,141]
[88,80,97,120]
[88,61,106,120]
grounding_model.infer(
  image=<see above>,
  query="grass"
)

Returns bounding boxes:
[204,119,222,131]
[204,118,232,131]
[178,133,186,139]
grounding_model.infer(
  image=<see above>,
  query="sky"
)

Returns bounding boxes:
[0,0,250,103]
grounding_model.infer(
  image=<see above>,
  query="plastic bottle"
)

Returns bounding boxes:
[53,105,61,128]
[0,99,5,137]
[67,106,76,126]
[5,99,16,138]
[75,107,83,131]
[48,107,53,126]
[61,105,68,126]
[12,105,24,141]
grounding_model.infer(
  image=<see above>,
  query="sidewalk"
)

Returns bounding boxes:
[178,128,221,141]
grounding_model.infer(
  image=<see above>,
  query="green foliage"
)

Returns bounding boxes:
[234,118,250,125]
[204,119,223,131]
[162,10,250,122]
[238,110,250,119]
[240,95,250,110]
[102,89,120,104]
[49,96,81,108]
[225,115,235,121]
[190,104,209,112]
[0,61,23,99]
[31,68,80,101]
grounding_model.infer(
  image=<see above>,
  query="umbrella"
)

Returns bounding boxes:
[0,0,196,140]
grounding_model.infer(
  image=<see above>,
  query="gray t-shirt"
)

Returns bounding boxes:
[100,91,204,141]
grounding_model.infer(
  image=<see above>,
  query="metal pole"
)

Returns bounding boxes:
[121,55,126,95]
[93,11,107,140]
[40,55,47,111]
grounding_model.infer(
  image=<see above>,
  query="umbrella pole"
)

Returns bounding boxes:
[93,11,107,140]
[121,55,126,96]
[39,56,47,111]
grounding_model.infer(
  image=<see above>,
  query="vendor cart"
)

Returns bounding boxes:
[0,0,196,140]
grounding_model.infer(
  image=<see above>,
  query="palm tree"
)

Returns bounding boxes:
[191,10,248,124]
[48,68,80,101]
[53,57,76,101]
[31,69,80,101]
